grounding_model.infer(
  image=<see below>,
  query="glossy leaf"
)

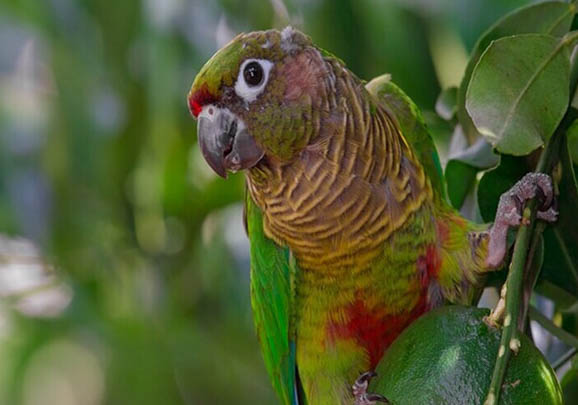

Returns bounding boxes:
[567,119,578,165]
[435,86,457,121]
[457,0,576,141]
[477,155,530,223]
[445,137,498,209]
[466,34,571,155]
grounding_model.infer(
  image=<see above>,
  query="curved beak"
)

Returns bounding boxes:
[197,105,264,178]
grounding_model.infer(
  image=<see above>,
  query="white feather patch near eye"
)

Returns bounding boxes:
[234,58,274,103]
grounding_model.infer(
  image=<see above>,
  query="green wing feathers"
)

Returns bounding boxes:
[366,75,490,304]
[366,75,446,200]
[246,194,299,405]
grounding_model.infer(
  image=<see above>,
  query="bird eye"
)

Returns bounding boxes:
[243,61,264,87]
[235,58,273,103]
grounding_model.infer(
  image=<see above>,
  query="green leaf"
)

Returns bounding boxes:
[435,87,457,121]
[457,0,576,141]
[541,135,578,298]
[477,155,529,223]
[446,164,476,210]
[466,33,571,155]
[445,137,498,209]
[567,119,578,165]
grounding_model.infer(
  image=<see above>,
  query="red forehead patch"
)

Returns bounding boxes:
[188,84,217,118]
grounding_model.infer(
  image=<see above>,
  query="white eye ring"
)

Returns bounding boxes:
[234,58,274,103]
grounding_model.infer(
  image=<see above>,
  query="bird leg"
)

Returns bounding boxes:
[352,371,389,405]
[484,172,557,269]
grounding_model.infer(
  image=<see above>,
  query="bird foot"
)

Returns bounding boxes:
[353,371,390,405]
[485,172,558,269]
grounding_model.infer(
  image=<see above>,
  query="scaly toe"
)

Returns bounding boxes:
[353,371,375,397]
[518,172,556,211]
[537,206,558,223]
[353,371,390,405]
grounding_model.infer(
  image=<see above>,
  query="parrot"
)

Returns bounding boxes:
[187,27,557,405]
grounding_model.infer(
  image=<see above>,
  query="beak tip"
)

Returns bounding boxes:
[205,157,228,179]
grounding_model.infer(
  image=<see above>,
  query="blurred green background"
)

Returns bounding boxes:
[0,0,561,404]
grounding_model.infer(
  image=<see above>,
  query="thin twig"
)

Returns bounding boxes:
[552,347,577,371]
[484,202,539,405]
[529,306,578,350]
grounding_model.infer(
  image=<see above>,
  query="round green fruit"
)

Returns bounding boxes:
[561,365,578,404]
[370,305,562,404]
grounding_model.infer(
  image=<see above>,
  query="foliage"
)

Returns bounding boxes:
[446,1,578,402]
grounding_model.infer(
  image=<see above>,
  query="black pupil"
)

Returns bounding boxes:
[243,62,264,87]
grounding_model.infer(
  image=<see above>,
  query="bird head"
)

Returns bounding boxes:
[188,27,334,177]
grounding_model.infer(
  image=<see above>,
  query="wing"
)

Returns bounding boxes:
[366,74,447,200]
[366,76,491,304]
[245,191,303,405]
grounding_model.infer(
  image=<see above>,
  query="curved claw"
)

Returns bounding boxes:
[353,371,390,405]
[537,206,558,222]
[366,393,390,404]
[358,371,377,384]
[533,174,554,211]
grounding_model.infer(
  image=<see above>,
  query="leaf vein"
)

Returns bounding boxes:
[497,40,564,139]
